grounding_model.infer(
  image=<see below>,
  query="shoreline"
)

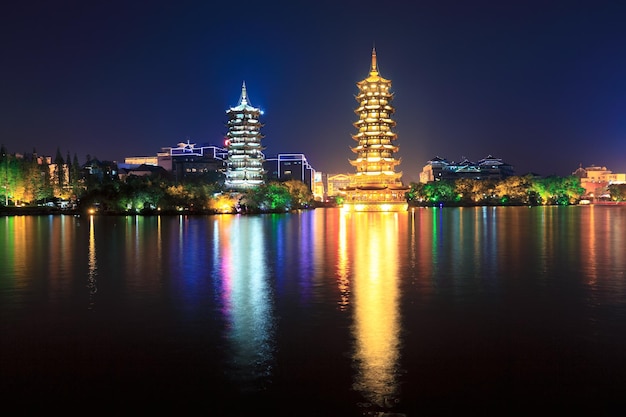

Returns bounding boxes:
[2,202,624,217]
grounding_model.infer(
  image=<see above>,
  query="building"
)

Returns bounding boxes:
[327,173,352,198]
[312,171,325,201]
[164,141,226,183]
[118,164,169,181]
[419,155,515,183]
[264,153,315,191]
[342,48,409,212]
[572,164,626,199]
[122,140,227,183]
[224,82,265,190]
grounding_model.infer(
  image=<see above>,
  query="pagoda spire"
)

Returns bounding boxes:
[239,81,249,106]
[370,46,378,76]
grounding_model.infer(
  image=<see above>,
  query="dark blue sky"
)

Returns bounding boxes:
[2,0,625,181]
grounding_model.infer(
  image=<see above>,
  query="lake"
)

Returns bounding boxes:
[1,206,626,416]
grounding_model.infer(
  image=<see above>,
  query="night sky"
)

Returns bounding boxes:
[2,0,625,182]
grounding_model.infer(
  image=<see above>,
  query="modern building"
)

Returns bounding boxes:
[224,82,265,190]
[572,164,626,199]
[419,155,515,183]
[164,141,226,183]
[122,140,227,183]
[264,153,315,190]
[342,48,409,212]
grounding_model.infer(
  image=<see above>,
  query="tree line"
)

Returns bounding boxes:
[3,145,625,213]
[0,145,315,214]
[405,175,626,206]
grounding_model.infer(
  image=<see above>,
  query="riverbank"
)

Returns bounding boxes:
[0,206,73,216]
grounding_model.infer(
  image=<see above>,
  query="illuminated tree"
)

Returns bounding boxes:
[495,176,531,204]
[454,178,495,204]
[282,179,314,208]
[530,175,584,205]
[243,182,292,212]
[209,193,239,213]
[608,184,626,201]
[1,144,9,205]
[422,180,459,204]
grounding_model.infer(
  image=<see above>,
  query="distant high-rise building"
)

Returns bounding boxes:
[224,82,265,190]
[343,47,409,211]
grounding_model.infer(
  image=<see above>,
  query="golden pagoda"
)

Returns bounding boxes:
[342,48,409,212]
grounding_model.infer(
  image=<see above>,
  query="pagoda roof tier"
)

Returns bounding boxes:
[349,159,401,166]
[353,171,402,179]
[354,117,395,123]
[352,149,400,155]
[354,106,395,113]
[353,142,398,148]
[352,134,398,142]
[227,140,263,145]
[359,131,396,137]
[355,185,388,190]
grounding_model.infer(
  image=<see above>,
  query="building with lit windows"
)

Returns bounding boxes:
[572,164,626,199]
[264,153,315,191]
[224,82,265,190]
[327,173,352,198]
[419,155,515,183]
[164,141,226,183]
[122,140,227,182]
[342,48,409,212]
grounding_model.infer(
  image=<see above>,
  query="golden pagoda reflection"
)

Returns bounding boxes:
[87,215,98,310]
[336,208,351,310]
[351,212,402,411]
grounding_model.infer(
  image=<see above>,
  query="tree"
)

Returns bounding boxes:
[422,180,459,204]
[53,147,66,196]
[495,176,530,205]
[244,183,292,212]
[608,184,626,201]
[282,180,314,208]
[1,144,7,205]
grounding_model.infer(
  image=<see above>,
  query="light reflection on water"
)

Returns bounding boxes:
[348,211,401,411]
[218,215,275,391]
[87,215,97,310]
[1,207,626,415]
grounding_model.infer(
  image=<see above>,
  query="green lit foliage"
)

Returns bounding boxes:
[406,174,584,207]
[406,182,425,202]
[608,184,626,201]
[531,175,584,205]
[421,180,459,204]
[244,182,293,213]
[0,149,32,205]
[119,179,164,212]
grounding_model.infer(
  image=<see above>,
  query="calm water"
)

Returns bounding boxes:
[1,206,626,416]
